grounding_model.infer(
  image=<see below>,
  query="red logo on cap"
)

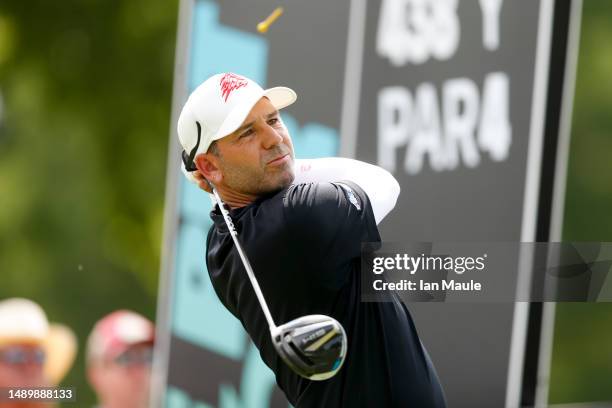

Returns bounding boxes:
[220,73,249,102]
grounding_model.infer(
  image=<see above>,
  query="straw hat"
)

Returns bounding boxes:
[0,298,77,385]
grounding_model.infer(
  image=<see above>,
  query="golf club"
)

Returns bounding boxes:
[210,183,348,381]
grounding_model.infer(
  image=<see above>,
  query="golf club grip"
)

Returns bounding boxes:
[211,187,278,330]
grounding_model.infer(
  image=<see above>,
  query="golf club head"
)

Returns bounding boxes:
[271,314,347,381]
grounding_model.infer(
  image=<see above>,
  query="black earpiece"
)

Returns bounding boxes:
[181,121,201,172]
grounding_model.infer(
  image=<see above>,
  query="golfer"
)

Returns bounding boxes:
[177,72,446,407]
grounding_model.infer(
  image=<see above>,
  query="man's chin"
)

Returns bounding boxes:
[262,171,294,195]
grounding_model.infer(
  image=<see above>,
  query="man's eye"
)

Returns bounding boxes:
[239,129,254,138]
[268,118,279,126]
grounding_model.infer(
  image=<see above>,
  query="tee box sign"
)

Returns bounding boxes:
[341,0,577,407]
[157,0,578,407]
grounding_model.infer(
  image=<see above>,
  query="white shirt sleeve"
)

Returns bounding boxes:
[292,157,400,225]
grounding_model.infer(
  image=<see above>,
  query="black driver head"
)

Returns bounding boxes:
[271,314,347,381]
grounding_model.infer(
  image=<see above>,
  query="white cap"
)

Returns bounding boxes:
[177,73,297,181]
[0,298,49,347]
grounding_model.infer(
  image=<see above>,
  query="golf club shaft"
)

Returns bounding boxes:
[211,186,278,331]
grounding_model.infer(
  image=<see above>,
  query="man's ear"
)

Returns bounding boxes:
[194,153,222,185]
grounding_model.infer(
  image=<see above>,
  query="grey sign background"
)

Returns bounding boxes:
[341,0,557,407]
[355,1,538,240]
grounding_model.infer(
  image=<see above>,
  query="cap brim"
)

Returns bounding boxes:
[213,86,297,142]
[0,336,45,347]
[263,86,297,110]
[44,323,78,385]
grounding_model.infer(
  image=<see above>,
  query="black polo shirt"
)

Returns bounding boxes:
[206,181,446,408]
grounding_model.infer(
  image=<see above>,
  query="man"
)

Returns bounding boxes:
[178,72,446,407]
[86,310,154,408]
[0,298,56,408]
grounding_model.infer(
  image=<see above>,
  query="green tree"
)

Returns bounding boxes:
[550,1,612,404]
[0,0,177,405]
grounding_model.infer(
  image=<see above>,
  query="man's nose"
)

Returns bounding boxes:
[260,124,283,149]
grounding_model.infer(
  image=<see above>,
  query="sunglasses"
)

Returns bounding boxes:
[113,346,153,367]
[0,347,46,365]
[181,121,201,172]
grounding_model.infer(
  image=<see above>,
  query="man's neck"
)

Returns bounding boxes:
[214,186,257,209]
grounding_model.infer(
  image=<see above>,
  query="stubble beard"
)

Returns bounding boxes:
[222,157,295,196]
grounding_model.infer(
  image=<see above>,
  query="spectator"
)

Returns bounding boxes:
[0,298,76,408]
[86,310,154,408]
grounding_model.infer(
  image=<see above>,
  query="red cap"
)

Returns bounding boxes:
[86,310,154,362]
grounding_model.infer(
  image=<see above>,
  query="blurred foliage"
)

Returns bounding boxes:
[0,0,611,406]
[0,0,177,405]
[549,1,612,405]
